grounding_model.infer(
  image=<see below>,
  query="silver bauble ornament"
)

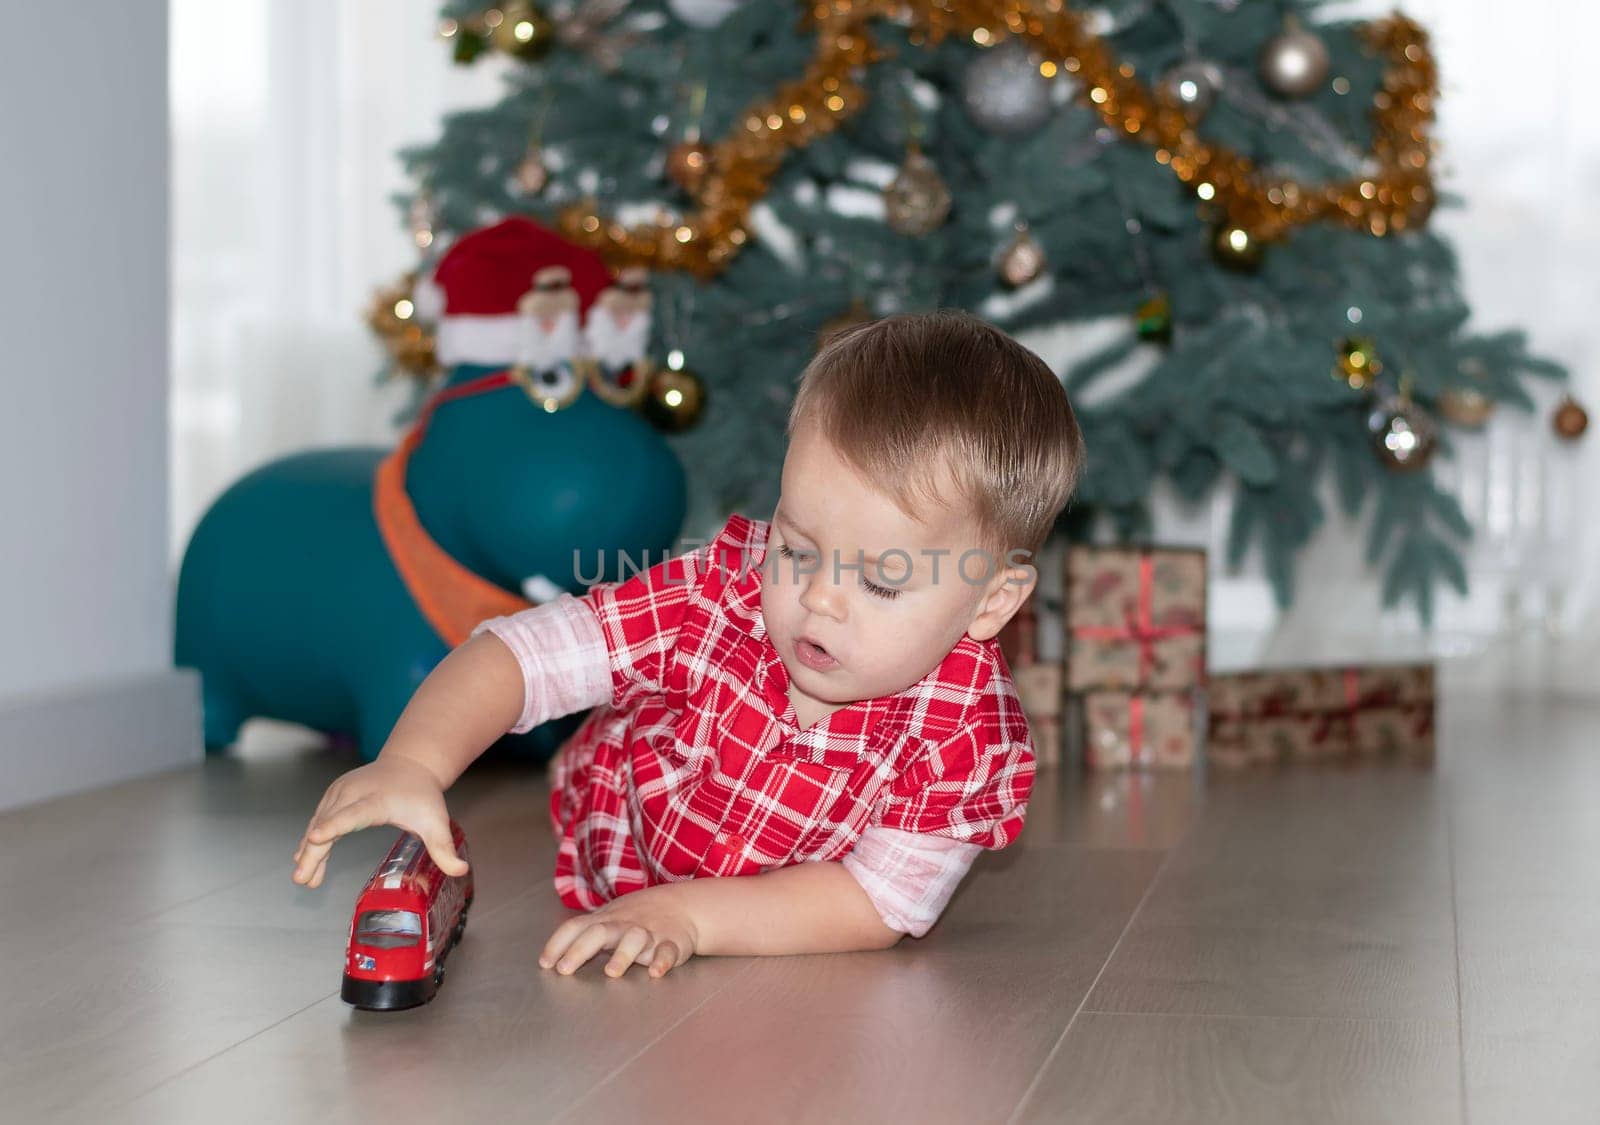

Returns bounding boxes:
[1159,59,1224,120]
[961,41,1055,135]
[666,0,741,28]
[1259,22,1331,99]
[998,224,1046,287]
[1368,395,1437,472]
[884,149,952,236]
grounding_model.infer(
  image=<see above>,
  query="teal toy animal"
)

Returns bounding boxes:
[175,218,689,760]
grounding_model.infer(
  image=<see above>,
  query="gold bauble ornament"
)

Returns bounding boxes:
[1553,395,1590,442]
[884,148,951,237]
[1211,223,1263,271]
[514,147,549,194]
[1438,388,1494,429]
[493,1,555,60]
[1335,338,1383,391]
[644,363,706,432]
[666,139,713,194]
[998,223,1047,288]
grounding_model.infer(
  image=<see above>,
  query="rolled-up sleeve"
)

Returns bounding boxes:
[841,826,984,938]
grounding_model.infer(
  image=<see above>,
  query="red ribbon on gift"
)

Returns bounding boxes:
[1073,555,1200,686]
[1129,694,1145,766]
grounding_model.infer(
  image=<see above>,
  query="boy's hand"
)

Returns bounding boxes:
[539,885,698,980]
[291,754,468,889]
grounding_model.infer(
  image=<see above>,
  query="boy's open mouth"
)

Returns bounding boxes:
[796,637,838,669]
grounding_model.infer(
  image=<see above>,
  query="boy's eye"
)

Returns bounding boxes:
[861,577,901,601]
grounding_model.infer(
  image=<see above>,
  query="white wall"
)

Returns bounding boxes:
[0,1,198,810]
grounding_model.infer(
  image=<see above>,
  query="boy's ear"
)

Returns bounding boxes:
[966,560,1037,642]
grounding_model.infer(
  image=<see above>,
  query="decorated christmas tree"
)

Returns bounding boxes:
[370,0,1575,623]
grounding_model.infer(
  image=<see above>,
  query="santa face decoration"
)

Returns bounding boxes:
[581,267,654,407]
[422,217,678,422]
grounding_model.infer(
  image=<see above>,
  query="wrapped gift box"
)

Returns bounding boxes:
[1081,689,1198,771]
[997,599,1064,768]
[1065,545,1207,693]
[1013,663,1063,768]
[1207,663,1434,769]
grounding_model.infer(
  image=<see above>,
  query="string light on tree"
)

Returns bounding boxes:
[666,139,712,193]
[1212,223,1263,271]
[493,1,555,60]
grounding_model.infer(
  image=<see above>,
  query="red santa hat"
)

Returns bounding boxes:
[413,217,615,366]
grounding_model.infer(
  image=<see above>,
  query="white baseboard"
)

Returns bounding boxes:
[0,668,202,813]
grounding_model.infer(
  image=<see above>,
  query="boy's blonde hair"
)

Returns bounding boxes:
[788,309,1085,561]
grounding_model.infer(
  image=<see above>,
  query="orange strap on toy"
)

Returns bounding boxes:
[373,371,534,648]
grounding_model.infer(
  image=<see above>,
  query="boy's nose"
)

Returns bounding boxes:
[798,575,846,621]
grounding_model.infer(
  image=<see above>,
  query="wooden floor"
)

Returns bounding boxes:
[3,691,1598,1124]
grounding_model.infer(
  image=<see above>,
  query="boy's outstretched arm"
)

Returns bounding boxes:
[540,862,903,979]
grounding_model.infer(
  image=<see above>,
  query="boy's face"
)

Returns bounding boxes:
[760,422,1034,725]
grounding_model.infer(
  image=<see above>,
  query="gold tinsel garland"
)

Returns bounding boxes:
[552,0,1438,276]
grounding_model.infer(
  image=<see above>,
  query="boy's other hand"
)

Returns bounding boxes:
[291,755,468,889]
[539,885,699,980]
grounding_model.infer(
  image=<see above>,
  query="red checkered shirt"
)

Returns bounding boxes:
[474,513,1036,935]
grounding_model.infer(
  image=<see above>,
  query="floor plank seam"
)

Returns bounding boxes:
[126,989,339,1107]
[1004,819,1196,1124]
[1444,769,1470,1125]
[1076,1008,1457,1027]
[550,959,763,1122]
[115,884,547,1109]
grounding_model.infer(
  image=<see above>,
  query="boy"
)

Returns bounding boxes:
[293,310,1084,979]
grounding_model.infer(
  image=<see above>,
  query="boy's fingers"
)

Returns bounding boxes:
[555,922,616,975]
[305,796,379,845]
[422,831,469,877]
[605,926,652,979]
[292,841,327,884]
[648,941,681,978]
[539,915,590,968]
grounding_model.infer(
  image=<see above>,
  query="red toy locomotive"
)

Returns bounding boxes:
[341,820,474,1011]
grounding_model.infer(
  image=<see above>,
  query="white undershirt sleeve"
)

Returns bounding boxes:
[841,825,984,938]
[470,595,612,734]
